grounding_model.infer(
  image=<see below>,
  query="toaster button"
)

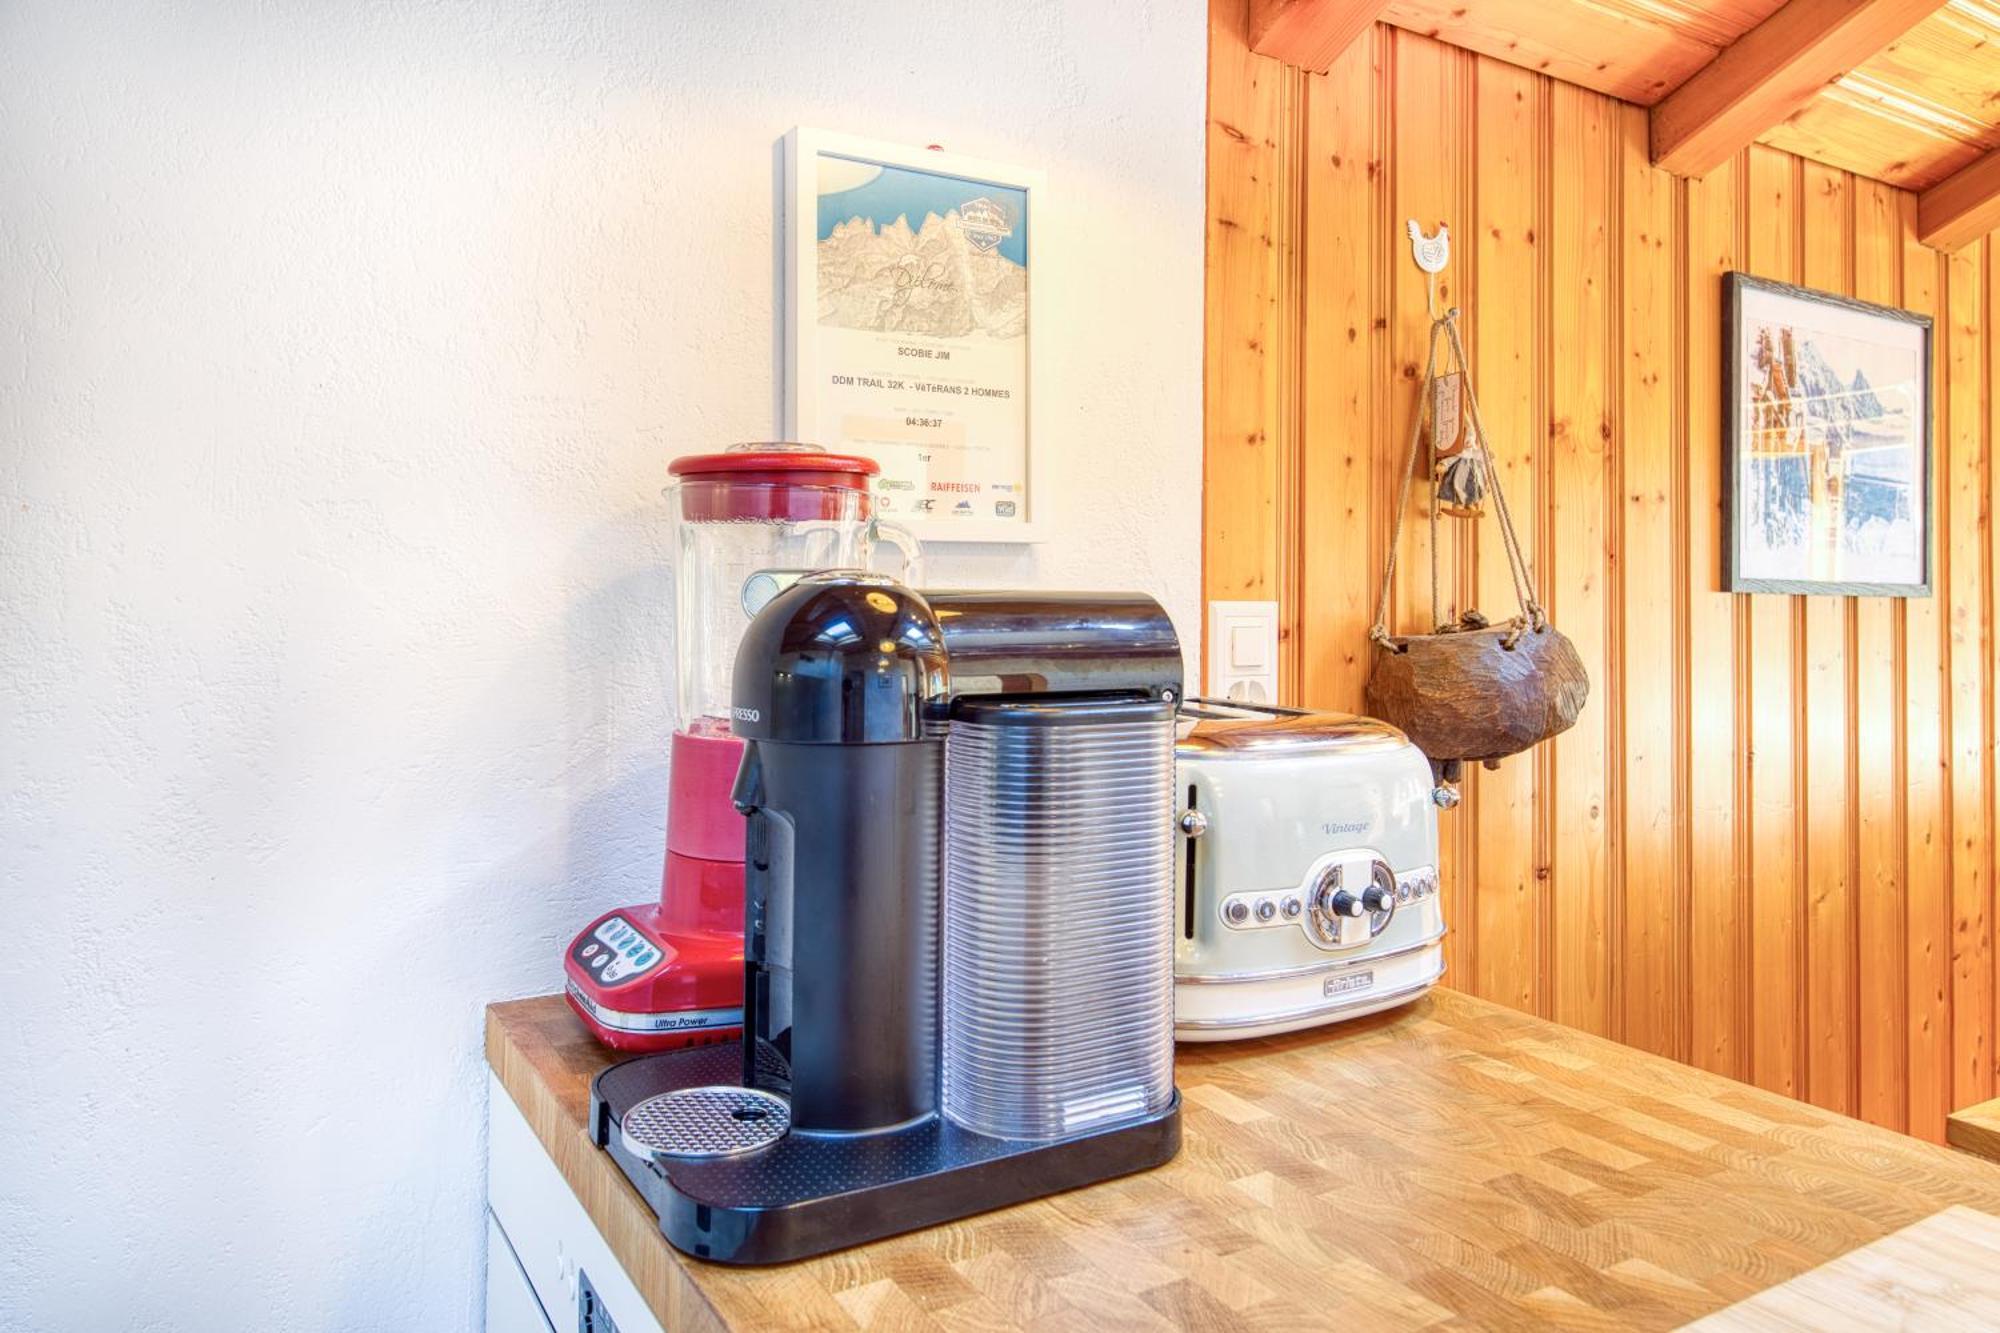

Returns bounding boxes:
[1224,900,1250,926]
[1254,899,1277,923]
[1280,896,1302,920]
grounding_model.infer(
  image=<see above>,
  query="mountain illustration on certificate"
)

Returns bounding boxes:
[814,155,1027,340]
[1739,315,1923,587]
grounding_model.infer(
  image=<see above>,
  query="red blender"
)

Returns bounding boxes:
[565,444,921,1050]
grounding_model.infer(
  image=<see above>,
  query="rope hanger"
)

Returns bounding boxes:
[1371,223,1545,648]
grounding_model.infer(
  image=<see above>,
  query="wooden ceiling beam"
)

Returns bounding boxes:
[1918,147,2000,252]
[1650,0,1951,179]
[1247,0,1391,72]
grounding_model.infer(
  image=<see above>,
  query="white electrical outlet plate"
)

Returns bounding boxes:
[1205,600,1279,703]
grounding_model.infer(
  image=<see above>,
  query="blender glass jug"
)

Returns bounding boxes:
[668,444,922,743]
[563,443,921,1054]
[661,444,921,948]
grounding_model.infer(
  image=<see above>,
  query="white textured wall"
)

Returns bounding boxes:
[0,2,1205,1327]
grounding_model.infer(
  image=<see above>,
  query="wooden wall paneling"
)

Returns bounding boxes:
[1619,104,1684,1057]
[1205,0,1287,649]
[1277,77,1309,706]
[1800,160,1858,1115]
[1387,30,1468,645]
[1548,82,1617,1038]
[1945,238,1993,1111]
[1902,213,1951,1142]
[1685,157,1749,1081]
[1992,239,2000,1114]
[1744,145,1805,1099]
[1299,31,1382,714]
[1388,30,1473,985]
[1469,55,1546,1016]
[1205,2,2000,1140]
[1852,176,1909,1132]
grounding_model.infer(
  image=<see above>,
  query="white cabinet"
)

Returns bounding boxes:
[485,1072,663,1333]
[486,1212,554,1333]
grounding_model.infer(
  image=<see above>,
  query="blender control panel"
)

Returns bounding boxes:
[572,914,664,985]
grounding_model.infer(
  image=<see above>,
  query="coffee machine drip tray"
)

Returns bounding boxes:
[589,1049,1182,1266]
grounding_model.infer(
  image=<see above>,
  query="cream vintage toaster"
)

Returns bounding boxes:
[1173,699,1444,1041]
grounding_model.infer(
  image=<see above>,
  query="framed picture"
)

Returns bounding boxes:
[1723,271,1932,597]
[782,128,1046,543]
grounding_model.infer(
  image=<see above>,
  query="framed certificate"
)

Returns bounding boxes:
[783,128,1046,543]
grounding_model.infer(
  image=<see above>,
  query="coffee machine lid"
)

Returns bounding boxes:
[923,590,1182,704]
[731,574,948,745]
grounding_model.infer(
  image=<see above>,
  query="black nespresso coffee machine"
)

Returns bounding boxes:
[589,574,1183,1264]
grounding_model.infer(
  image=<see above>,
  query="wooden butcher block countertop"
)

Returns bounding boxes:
[486,989,2000,1331]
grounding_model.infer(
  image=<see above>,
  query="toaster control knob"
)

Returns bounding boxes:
[1362,883,1396,914]
[1224,900,1250,926]
[1179,809,1209,837]
[1315,883,1366,918]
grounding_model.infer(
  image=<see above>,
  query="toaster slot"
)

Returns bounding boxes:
[1182,785,1199,940]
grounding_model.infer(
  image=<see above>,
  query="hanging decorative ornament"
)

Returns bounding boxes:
[1366,219,1589,792]
[1435,451,1486,518]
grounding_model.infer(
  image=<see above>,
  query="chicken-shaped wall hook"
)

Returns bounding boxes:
[1406,219,1449,273]
[1406,219,1450,318]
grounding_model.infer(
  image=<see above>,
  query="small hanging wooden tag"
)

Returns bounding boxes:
[1431,372,1467,458]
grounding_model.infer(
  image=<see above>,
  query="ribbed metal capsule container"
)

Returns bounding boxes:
[941,696,1176,1141]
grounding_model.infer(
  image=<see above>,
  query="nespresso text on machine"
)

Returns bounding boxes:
[589,575,1185,1264]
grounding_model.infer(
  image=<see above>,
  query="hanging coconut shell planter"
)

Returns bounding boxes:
[1364,222,1590,794]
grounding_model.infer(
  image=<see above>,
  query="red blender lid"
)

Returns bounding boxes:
[670,444,878,483]
[670,444,880,521]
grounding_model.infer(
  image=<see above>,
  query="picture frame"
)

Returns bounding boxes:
[1722,270,1932,597]
[782,128,1047,543]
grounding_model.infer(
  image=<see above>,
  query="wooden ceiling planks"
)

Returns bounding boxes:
[1760,73,1999,189]
[1242,0,2000,209]
[1872,3,2000,127]
[1649,0,1955,178]
[1761,1,2000,188]
[1374,0,1772,103]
